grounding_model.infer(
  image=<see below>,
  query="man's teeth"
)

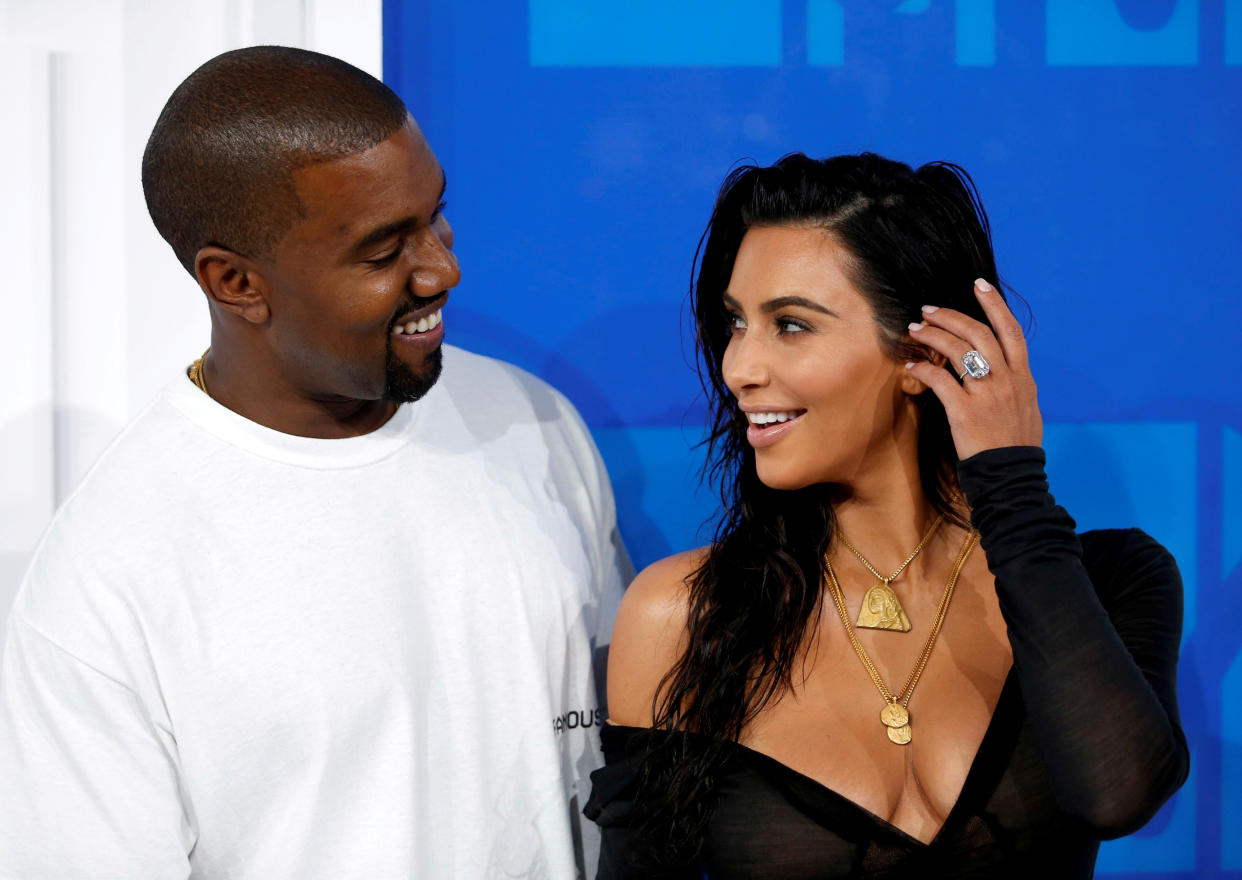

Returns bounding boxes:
[394,309,442,335]
[746,411,802,425]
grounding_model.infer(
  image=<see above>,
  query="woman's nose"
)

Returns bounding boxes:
[722,335,769,394]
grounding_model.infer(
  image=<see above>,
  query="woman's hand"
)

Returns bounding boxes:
[904,278,1043,461]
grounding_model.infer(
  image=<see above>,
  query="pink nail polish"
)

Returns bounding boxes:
[921,305,939,314]
[975,278,993,293]
[908,322,924,331]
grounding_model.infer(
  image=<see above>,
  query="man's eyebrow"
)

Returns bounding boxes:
[722,292,839,317]
[350,171,449,254]
[352,217,417,253]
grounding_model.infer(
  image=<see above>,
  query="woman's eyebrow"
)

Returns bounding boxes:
[722,291,838,317]
[761,295,839,317]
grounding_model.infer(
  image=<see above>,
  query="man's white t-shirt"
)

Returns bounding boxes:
[0,346,629,879]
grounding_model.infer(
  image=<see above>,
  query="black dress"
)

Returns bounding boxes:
[584,447,1189,878]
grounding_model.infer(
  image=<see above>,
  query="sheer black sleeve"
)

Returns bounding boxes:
[584,724,701,880]
[958,446,1190,838]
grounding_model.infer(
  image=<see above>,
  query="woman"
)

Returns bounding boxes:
[585,153,1188,877]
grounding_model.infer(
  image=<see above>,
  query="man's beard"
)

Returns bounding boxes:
[382,341,443,403]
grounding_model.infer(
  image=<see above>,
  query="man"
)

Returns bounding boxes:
[0,46,628,878]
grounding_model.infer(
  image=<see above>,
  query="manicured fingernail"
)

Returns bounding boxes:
[975,278,993,293]
[908,322,924,331]
[905,362,916,370]
[921,305,939,314]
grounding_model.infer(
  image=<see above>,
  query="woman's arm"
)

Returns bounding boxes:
[960,446,1188,836]
[908,279,1189,836]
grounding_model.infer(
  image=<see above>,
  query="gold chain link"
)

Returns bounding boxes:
[837,514,944,585]
[825,529,977,708]
[188,348,211,395]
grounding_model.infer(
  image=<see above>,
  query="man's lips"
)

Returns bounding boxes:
[391,293,448,330]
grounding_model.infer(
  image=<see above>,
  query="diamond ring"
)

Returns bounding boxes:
[960,350,991,380]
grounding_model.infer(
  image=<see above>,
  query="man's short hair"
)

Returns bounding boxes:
[142,45,409,275]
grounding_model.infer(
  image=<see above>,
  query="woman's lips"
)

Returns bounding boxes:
[746,412,805,448]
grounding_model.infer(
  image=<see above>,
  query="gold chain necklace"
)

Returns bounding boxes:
[188,348,211,396]
[836,514,943,633]
[825,529,977,745]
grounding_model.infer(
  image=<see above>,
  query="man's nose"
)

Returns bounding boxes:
[409,227,461,296]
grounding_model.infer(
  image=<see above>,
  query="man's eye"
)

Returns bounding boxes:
[364,249,400,266]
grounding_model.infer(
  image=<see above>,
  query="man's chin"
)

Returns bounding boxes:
[382,346,443,403]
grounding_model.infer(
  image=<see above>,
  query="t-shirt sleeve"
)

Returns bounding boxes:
[543,382,633,673]
[958,446,1190,838]
[0,612,194,878]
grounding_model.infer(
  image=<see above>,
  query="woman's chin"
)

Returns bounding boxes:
[754,464,814,492]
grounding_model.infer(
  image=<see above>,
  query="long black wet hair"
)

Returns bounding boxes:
[630,152,1009,870]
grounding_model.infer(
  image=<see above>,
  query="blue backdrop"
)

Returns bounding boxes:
[383,2,1241,875]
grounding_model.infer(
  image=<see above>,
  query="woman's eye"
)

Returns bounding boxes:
[777,318,808,334]
[727,314,747,332]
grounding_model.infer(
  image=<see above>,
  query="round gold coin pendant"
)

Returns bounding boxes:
[880,703,909,728]
[887,724,912,745]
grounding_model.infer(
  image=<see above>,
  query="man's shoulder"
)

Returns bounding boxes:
[26,382,207,562]
[442,345,568,401]
[439,345,589,438]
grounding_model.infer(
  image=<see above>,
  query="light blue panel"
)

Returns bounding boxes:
[1046,0,1198,66]
[1224,652,1242,868]
[895,0,930,12]
[955,0,995,66]
[1043,422,1197,641]
[806,0,844,66]
[529,0,781,67]
[591,426,717,571]
[1225,427,1242,579]
[1096,771,1196,873]
[1229,0,1242,64]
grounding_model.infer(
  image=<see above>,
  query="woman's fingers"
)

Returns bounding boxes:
[972,278,1030,373]
[904,279,1043,460]
[905,358,963,408]
[906,321,994,382]
[914,304,1005,371]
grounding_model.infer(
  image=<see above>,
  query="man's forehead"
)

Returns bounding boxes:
[289,123,442,237]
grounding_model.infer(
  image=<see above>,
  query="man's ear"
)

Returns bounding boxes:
[899,342,947,395]
[195,246,271,324]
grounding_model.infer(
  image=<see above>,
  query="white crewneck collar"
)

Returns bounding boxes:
[162,370,428,470]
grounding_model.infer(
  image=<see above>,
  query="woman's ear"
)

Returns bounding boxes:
[899,342,946,395]
[195,246,271,324]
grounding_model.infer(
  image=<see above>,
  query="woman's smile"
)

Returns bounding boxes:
[742,407,808,447]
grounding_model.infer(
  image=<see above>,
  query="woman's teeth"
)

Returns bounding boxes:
[746,410,802,425]
[394,309,442,335]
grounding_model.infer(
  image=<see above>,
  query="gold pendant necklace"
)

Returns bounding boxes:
[836,515,943,633]
[188,348,211,396]
[825,529,977,745]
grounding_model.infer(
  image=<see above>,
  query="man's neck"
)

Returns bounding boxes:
[200,343,399,440]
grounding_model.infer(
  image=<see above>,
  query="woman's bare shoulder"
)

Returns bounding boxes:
[606,547,709,727]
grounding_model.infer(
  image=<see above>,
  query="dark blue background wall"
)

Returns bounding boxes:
[383,2,1242,874]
